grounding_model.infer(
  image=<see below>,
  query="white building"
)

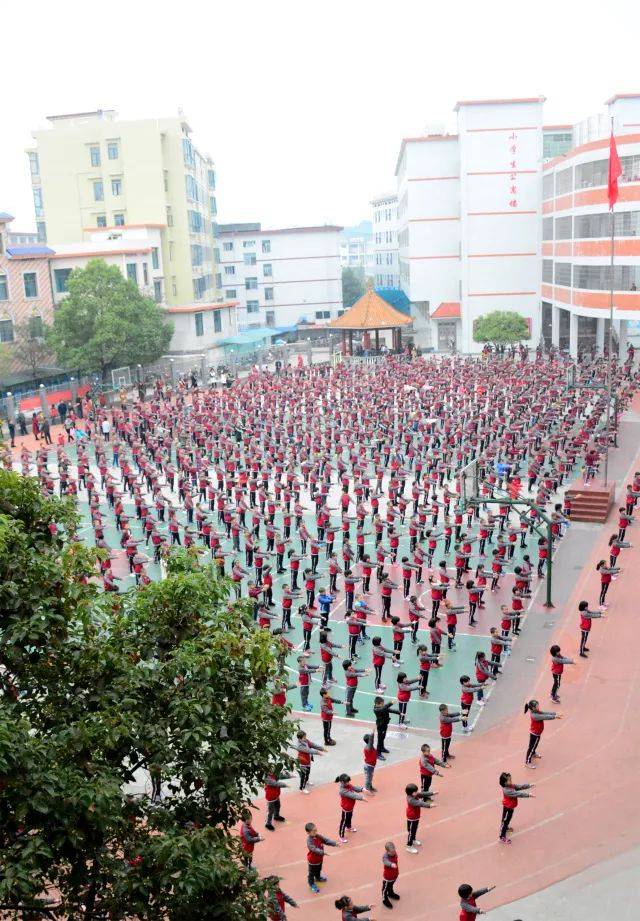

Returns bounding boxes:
[339,231,376,276]
[216,223,343,329]
[395,93,640,354]
[163,301,238,367]
[48,225,166,304]
[371,193,399,288]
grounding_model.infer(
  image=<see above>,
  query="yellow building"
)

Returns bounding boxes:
[27,109,218,307]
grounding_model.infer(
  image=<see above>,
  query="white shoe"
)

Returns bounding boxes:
[406,846,418,853]
[301,788,310,794]
[414,839,422,846]
[478,700,485,706]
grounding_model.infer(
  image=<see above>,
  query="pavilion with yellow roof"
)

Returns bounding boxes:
[329,287,412,355]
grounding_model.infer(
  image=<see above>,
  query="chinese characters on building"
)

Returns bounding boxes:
[508,131,518,208]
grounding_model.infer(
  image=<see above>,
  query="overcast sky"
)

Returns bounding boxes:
[1,0,637,233]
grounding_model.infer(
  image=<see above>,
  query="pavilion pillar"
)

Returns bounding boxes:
[349,330,354,355]
[341,330,347,356]
[375,329,380,352]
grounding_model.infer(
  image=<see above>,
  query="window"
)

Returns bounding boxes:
[242,240,256,248]
[224,265,235,275]
[575,159,608,189]
[225,289,237,298]
[542,217,554,241]
[262,239,271,253]
[187,210,203,233]
[191,244,203,267]
[182,137,195,168]
[172,278,177,297]
[36,221,46,242]
[166,206,174,227]
[622,154,640,183]
[214,311,222,333]
[223,241,233,251]
[54,267,73,293]
[97,214,107,228]
[555,168,573,195]
[93,181,104,202]
[315,310,330,320]
[33,187,44,217]
[111,178,122,196]
[28,151,39,176]
[0,319,14,343]
[89,145,101,167]
[143,263,149,285]
[263,263,272,276]
[245,277,258,290]
[215,273,222,288]
[210,195,217,217]
[264,287,274,300]
[29,315,44,339]
[573,264,640,291]
[185,174,199,201]
[542,173,554,201]
[107,140,119,160]
[23,272,38,298]
[265,310,275,327]
[575,210,640,238]
[151,247,160,270]
[126,263,138,283]
[246,300,260,314]
[554,262,571,286]
[153,280,163,302]
[542,260,553,283]
[554,216,572,239]
[0,274,8,300]
[194,311,204,336]
[243,252,256,265]
[114,213,125,226]
[208,169,216,190]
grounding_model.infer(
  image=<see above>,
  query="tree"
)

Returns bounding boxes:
[342,266,365,309]
[473,310,531,347]
[0,471,294,920]
[11,320,54,382]
[47,260,173,381]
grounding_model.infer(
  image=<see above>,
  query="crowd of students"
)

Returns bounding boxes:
[4,346,638,919]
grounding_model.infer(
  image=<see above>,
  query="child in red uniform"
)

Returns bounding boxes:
[524,698,562,767]
[499,771,534,844]
[439,703,461,762]
[578,599,607,657]
[336,773,367,843]
[549,644,574,703]
[305,821,338,893]
[405,782,436,853]
[381,841,400,909]
[458,883,495,919]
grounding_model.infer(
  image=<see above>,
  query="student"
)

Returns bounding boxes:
[298,657,320,711]
[374,697,400,760]
[524,699,562,767]
[474,651,495,704]
[444,600,464,647]
[267,876,298,919]
[305,821,338,893]
[363,734,378,793]
[416,644,439,698]
[343,659,370,716]
[608,534,631,570]
[371,636,394,692]
[405,782,436,853]
[334,897,375,920]
[264,772,288,830]
[489,626,511,676]
[439,703,462,762]
[549,644,574,702]
[336,773,367,843]
[381,841,400,909]
[459,675,485,732]
[239,809,263,867]
[458,883,496,919]
[596,560,620,607]
[320,688,342,746]
[390,616,411,665]
[578,600,607,657]
[320,629,343,684]
[499,771,534,844]
[419,742,449,793]
[318,587,336,628]
[396,672,421,726]
[292,730,324,793]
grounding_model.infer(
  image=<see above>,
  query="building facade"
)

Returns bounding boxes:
[339,232,376,275]
[394,94,640,353]
[0,212,56,370]
[541,95,640,357]
[371,193,399,288]
[216,224,342,329]
[27,109,218,307]
[163,302,238,367]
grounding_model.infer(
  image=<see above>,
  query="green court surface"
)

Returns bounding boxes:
[282,618,489,733]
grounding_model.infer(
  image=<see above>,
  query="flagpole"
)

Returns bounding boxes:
[604,116,615,487]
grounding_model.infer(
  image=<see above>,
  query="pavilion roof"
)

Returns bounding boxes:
[329,288,412,330]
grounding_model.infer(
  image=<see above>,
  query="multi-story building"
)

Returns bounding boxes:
[371,193,399,288]
[216,223,342,329]
[394,94,640,354]
[27,109,218,307]
[0,212,56,368]
[7,230,40,246]
[339,223,376,275]
[541,94,640,357]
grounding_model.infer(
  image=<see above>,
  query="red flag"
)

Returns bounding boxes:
[608,132,622,210]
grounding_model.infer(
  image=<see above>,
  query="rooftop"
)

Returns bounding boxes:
[164,301,239,315]
[0,212,15,223]
[6,245,55,258]
[216,224,343,236]
[605,93,640,105]
[454,96,546,110]
[329,288,412,330]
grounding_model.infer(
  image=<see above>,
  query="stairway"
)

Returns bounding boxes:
[565,481,615,523]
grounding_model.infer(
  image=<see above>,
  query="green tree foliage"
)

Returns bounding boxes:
[473,310,531,346]
[0,471,294,919]
[341,266,365,309]
[47,260,173,380]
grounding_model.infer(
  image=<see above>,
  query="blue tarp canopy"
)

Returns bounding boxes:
[375,287,411,315]
[220,325,298,346]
